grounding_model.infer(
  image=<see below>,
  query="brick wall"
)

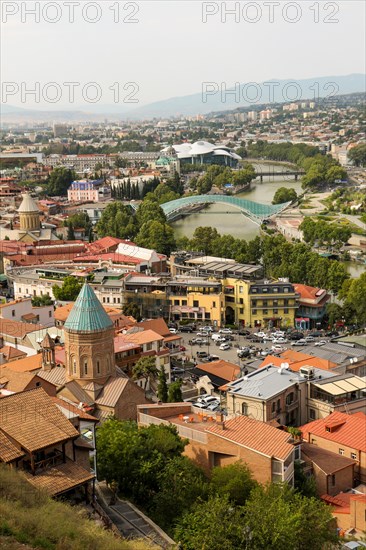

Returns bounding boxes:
[312,464,354,496]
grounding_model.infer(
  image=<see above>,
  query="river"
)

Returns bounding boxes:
[172,163,303,241]
[172,163,365,279]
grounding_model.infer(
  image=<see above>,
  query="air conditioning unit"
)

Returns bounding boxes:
[299,366,315,380]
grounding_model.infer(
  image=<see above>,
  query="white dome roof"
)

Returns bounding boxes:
[18,193,39,213]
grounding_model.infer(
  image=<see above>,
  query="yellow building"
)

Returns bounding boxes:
[222,278,298,329]
[169,280,224,327]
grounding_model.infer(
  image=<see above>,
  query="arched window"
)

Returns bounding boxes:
[241,402,248,416]
[96,359,101,374]
[71,356,76,374]
[81,357,88,375]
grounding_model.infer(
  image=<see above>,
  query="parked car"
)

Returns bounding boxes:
[254,331,266,338]
[248,334,263,343]
[171,367,185,375]
[289,332,304,341]
[206,402,220,411]
[192,401,208,409]
[311,331,323,337]
[169,328,179,334]
[260,349,271,356]
[219,328,233,334]
[196,351,209,359]
[292,339,307,346]
[202,326,214,332]
[325,330,339,337]
[238,329,250,336]
[180,325,194,333]
[190,338,207,345]
[272,345,285,353]
[305,336,315,343]
[314,340,327,346]
[202,354,220,362]
[272,337,288,344]
[263,334,274,341]
[179,346,186,351]
[219,343,231,351]
[196,331,209,337]
[198,395,220,406]
[213,336,227,343]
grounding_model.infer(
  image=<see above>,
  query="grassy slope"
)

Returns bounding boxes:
[0,466,155,550]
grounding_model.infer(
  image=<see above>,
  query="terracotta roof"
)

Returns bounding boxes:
[260,353,337,372]
[41,332,55,349]
[0,353,42,373]
[0,346,27,361]
[24,458,95,496]
[0,387,79,452]
[206,415,294,461]
[0,318,44,338]
[301,442,356,474]
[137,318,171,337]
[62,381,94,406]
[122,329,164,345]
[94,376,130,407]
[37,366,66,387]
[55,302,131,324]
[51,397,98,421]
[293,284,329,302]
[301,412,366,452]
[0,431,25,463]
[0,366,42,393]
[195,360,241,382]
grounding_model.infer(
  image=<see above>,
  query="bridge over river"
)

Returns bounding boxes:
[130,195,291,224]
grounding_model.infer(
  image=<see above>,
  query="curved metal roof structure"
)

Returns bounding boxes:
[159,195,291,223]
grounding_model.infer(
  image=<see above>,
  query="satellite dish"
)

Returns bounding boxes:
[280,362,290,370]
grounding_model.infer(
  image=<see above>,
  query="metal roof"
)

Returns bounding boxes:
[64,284,113,333]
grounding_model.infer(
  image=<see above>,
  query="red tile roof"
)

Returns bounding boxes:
[301,412,366,452]
[206,415,294,461]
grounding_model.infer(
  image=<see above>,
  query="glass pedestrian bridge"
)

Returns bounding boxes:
[159,195,291,223]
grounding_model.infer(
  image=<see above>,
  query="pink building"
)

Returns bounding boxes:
[67,180,102,202]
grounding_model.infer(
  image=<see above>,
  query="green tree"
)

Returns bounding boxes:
[190,226,219,255]
[348,143,366,167]
[151,456,209,531]
[294,460,318,498]
[47,167,76,196]
[168,379,183,402]
[244,483,338,550]
[135,220,176,255]
[31,294,53,306]
[132,356,158,396]
[174,494,246,550]
[325,165,347,185]
[339,272,366,325]
[272,187,298,205]
[52,276,82,301]
[157,365,168,403]
[122,302,141,321]
[67,222,75,241]
[96,202,137,239]
[136,200,166,226]
[210,462,257,506]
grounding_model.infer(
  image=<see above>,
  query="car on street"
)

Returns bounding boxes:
[169,328,179,334]
[311,331,323,337]
[180,325,195,333]
[214,336,227,343]
[191,401,208,409]
[314,340,327,346]
[238,329,251,336]
[219,343,231,351]
[288,332,304,341]
[196,351,209,359]
[325,331,339,337]
[272,337,288,344]
[291,339,307,346]
[179,346,186,351]
[305,336,315,343]
[171,367,185,375]
[198,395,220,406]
[219,328,233,334]
[248,334,263,343]
[272,345,285,353]
[206,402,220,411]
[263,334,274,341]
[254,331,266,338]
[196,331,209,337]
[202,326,214,332]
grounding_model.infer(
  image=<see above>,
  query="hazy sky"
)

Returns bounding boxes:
[1,0,365,109]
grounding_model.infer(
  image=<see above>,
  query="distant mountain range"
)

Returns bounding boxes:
[1,74,365,122]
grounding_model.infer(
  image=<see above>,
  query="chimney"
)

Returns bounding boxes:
[215,412,225,429]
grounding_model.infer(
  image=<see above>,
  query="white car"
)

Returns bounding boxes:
[198,395,219,406]
[272,345,285,353]
[314,340,327,346]
[169,328,179,334]
[219,328,232,334]
[202,326,214,332]
[272,337,288,344]
[273,331,285,338]
[196,331,209,337]
[263,334,274,341]
[219,343,231,351]
[254,332,266,338]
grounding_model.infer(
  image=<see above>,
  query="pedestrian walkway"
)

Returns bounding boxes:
[95,481,176,549]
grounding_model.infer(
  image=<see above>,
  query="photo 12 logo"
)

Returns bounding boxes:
[1,1,140,24]
[1,81,140,104]
[202,1,340,24]
[201,80,340,104]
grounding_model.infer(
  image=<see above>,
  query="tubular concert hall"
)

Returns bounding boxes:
[162,141,241,167]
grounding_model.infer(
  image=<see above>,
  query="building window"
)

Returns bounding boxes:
[331,474,335,487]
[182,300,187,306]
[239,308,243,314]
[339,449,344,455]
[309,409,316,420]
[284,287,289,293]
[351,453,357,460]
[272,402,276,413]
[252,300,257,307]
[19,288,21,293]
[252,309,257,315]
[273,300,278,306]
[146,343,152,351]
[49,311,52,317]
[273,309,278,314]
[84,360,88,375]
[241,402,248,415]
[263,300,268,307]
[174,300,180,306]
[212,301,216,308]
[263,309,268,315]
[193,300,199,307]
[286,392,294,405]
[252,288,257,294]
[273,287,278,293]
[284,308,289,314]
[12,310,15,317]
[277,399,281,412]
[96,360,100,374]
